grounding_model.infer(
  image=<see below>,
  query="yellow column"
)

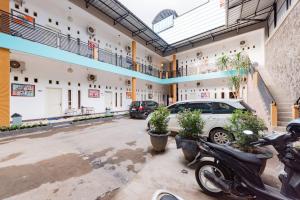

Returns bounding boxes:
[172,54,177,103]
[0,0,10,127]
[131,41,137,101]
[271,102,278,127]
[292,105,300,119]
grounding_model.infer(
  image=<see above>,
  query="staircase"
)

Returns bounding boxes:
[254,69,297,132]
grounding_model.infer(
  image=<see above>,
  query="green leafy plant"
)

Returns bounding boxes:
[226,109,266,151]
[178,109,204,140]
[0,123,47,132]
[149,106,170,135]
[217,52,251,98]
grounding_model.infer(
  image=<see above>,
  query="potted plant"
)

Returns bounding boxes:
[226,109,273,174]
[148,106,170,152]
[175,109,205,162]
[217,52,251,98]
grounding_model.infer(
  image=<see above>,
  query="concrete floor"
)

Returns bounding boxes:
[0,118,282,200]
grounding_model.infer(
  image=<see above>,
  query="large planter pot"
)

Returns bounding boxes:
[230,144,273,175]
[148,131,170,152]
[175,135,199,162]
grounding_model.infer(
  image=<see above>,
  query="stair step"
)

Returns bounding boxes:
[278,112,292,117]
[278,121,289,127]
[278,117,293,122]
[272,126,286,132]
[278,108,291,112]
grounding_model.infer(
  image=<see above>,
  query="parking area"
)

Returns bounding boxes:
[0,118,281,200]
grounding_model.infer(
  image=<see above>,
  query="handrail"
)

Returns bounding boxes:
[256,71,276,114]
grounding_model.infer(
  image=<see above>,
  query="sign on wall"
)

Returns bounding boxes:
[126,92,132,99]
[201,92,210,99]
[88,89,100,98]
[11,9,35,29]
[11,83,35,97]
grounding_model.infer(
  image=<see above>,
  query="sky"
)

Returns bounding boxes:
[118,0,208,27]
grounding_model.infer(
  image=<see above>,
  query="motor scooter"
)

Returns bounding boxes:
[193,119,300,200]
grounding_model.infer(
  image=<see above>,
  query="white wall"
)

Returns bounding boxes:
[175,29,265,76]
[178,78,248,102]
[10,52,168,120]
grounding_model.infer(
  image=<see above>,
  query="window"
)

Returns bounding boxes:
[56,21,59,26]
[78,83,81,87]
[15,4,20,9]
[146,101,158,108]
[68,27,71,31]
[115,92,118,107]
[24,77,28,82]
[212,102,235,114]
[34,78,38,83]
[33,12,37,17]
[14,76,18,81]
[221,92,225,99]
[214,93,217,99]
[229,92,235,99]
[78,90,81,109]
[68,90,72,109]
[120,93,123,107]
[49,80,52,84]
[187,103,212,113]
[48,18,52,23]
[56,81,59,85]
[68,82,71,86]
[168,103,187,114]
[24,8,29,13]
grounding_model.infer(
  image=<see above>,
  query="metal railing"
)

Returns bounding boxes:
[0,10,231,80]
[257,72,276,115]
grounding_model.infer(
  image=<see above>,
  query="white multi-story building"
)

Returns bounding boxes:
[0,0,299,129]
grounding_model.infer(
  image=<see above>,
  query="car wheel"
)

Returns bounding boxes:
[143,112,149,119]
[209,129,233,144]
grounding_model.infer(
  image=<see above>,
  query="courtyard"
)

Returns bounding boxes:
[0,118,281,200]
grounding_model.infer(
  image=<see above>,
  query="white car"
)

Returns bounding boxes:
[146,99,253,144]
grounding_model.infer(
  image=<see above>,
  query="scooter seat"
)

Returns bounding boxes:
[206,142,263,165]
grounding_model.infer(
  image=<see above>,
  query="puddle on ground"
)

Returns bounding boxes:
[0,153,92,199]
[0,152,22,163]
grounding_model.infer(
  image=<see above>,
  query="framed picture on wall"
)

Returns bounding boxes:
[126,91,132,99]
[88,89,100,98]
[11,83,35,97]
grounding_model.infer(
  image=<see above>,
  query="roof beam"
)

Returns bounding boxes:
[132,28,147,37]
[114,13,129,25]
[146,39,160,45]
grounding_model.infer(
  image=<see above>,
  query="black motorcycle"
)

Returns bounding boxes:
[194,119,300,200]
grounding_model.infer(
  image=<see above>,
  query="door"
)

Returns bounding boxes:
[105,91,113,109]
[46,88,62,117]
[168,102,188,132]
[211,102,235,128]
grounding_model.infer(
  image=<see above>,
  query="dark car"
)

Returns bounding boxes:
[129,100,159,119]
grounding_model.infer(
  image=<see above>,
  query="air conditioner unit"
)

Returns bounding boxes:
[196,52,203,58]
[10,60,25,73]
[87,26,96,36]
[87,74,97,82]
[147,55,152,63]
[147,84,153,90]
[125,45,131,53]
[125,79,131,86]
[196,82,201,87]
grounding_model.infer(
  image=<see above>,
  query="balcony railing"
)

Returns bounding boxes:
[0,10,229,80]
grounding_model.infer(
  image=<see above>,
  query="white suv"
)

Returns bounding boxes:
[146,99,253,144]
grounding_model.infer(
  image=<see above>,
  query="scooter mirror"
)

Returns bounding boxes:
[243,130,254,135]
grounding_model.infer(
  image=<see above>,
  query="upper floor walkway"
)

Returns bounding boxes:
[0,10,236,84]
